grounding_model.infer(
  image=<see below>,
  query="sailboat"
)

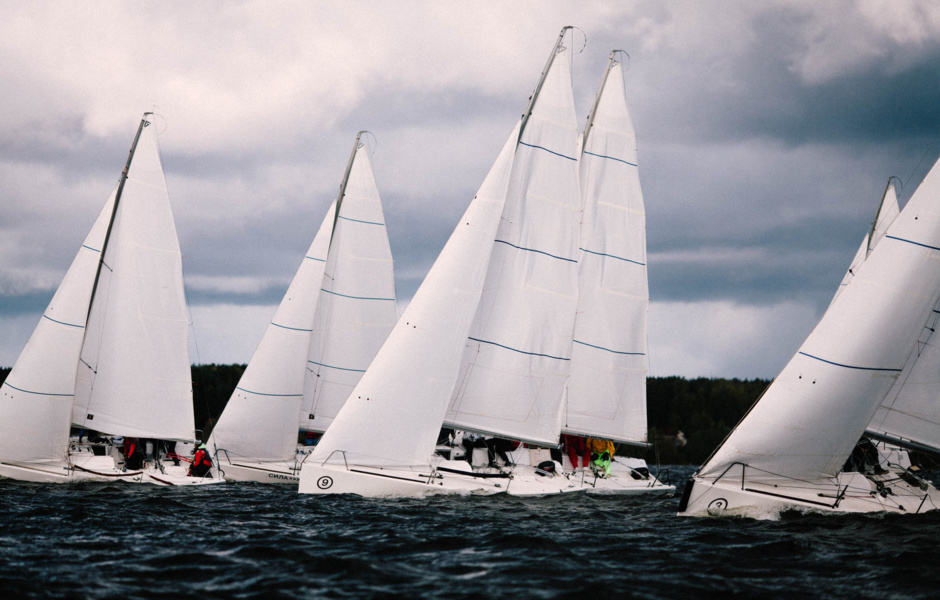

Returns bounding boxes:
[0,113,220,485]
[546,50,672,495]
[678,162,940,518]
[208,132,398,483]
[299,27,583,497]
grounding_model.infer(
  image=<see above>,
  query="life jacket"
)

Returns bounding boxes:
[193,448,212,467]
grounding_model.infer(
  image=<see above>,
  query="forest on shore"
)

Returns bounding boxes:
[0,364,769,466]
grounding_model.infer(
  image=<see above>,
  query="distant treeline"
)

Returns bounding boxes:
[0,365,769,466]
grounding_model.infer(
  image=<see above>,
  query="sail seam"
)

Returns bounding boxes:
[493,239,577,263]
[885,235,940,252]
[338,215,385,227]
[518,141,576,161]
[798,352,903,372]
[235,387,303,397]
[1,381,74,397]
[308,360,367,373]
[42,315,84,328]
[271,322,313,332]
[578,247,645,265]
[468,337,570,361]
[320,288,396,301]
[573,340,645,356]
[583,150,637,167]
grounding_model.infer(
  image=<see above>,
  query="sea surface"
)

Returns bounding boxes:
[2,465,939,599]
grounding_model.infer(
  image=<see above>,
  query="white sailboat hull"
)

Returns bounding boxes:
[679,469,940,519]
[216,460,302,484]
[298,460,508,497]
[0,455,224,486]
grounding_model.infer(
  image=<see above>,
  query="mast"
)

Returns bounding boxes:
[330,131,365,246]
[581,50,626,152]
[519,26,573,140]
[83,112,152,329]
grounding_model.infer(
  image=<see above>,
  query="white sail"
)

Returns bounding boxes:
[443,29,582,446]
[311,124,520,468]
[833,180,900,300]
[867,299,940,453]
[698,156,940,484]
[207,201,334,461]
[563,52,648,445]
[73,116,194,441]
[302,143,398,433]
[0,190,116,462]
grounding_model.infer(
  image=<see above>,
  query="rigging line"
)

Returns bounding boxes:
[902,138,939,196]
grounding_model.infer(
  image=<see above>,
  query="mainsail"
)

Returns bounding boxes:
[301,139,398,433]
[72,114,194,441]
[562,50,649,446]
[698,156,940,484]
[0,191,116,462]
[208,133,396,463]
[443,26,582,446]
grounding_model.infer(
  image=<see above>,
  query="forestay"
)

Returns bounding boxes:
[444,29,582,446]
[562,52,648,445]
[73,117,194,441]
[310,124,520,468]
[302,144,398,434]
[698,156,940,483]
[208,201,334,461]
[0,191,115,462]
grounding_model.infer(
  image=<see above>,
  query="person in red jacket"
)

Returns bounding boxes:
[188,442,213,478]
[562,434,589,471]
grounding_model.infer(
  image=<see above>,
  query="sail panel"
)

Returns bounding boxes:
[207,202,334,461]
[311,124,519,468]
[699,156,940,482]
[444,33,581,446]
[868,303,940,453]
[74,120,194,441]
[303,145,398,433]
[0,191,115,462]
[563,58,649,444]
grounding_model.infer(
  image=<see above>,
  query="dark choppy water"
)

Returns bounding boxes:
[2,466,940,599]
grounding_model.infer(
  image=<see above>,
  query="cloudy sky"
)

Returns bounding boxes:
[2,0,940,379]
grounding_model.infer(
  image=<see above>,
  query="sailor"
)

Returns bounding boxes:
[188,442,213,477]
[562,434,589,471]
[587,438,615,478]
[460,432,487,466]
[123,437,145,471]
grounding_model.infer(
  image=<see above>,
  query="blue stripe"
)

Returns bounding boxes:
[320,288,395,301]
[308,361,366,373]
[43,315,84,329]
[339,215,385,227]
[518,141,577,162]
[573,340,645,356]
[82,245,101,253]
[271,322,313,332]
[798,352,902,372]
[2,381,74,397]
[494,239,577,263]
[579,247,645,266]
[468,337,569,361]
[305,256,325,262]
[885,235,940,252]
[236,387,303,398]
[583,151,637,167]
